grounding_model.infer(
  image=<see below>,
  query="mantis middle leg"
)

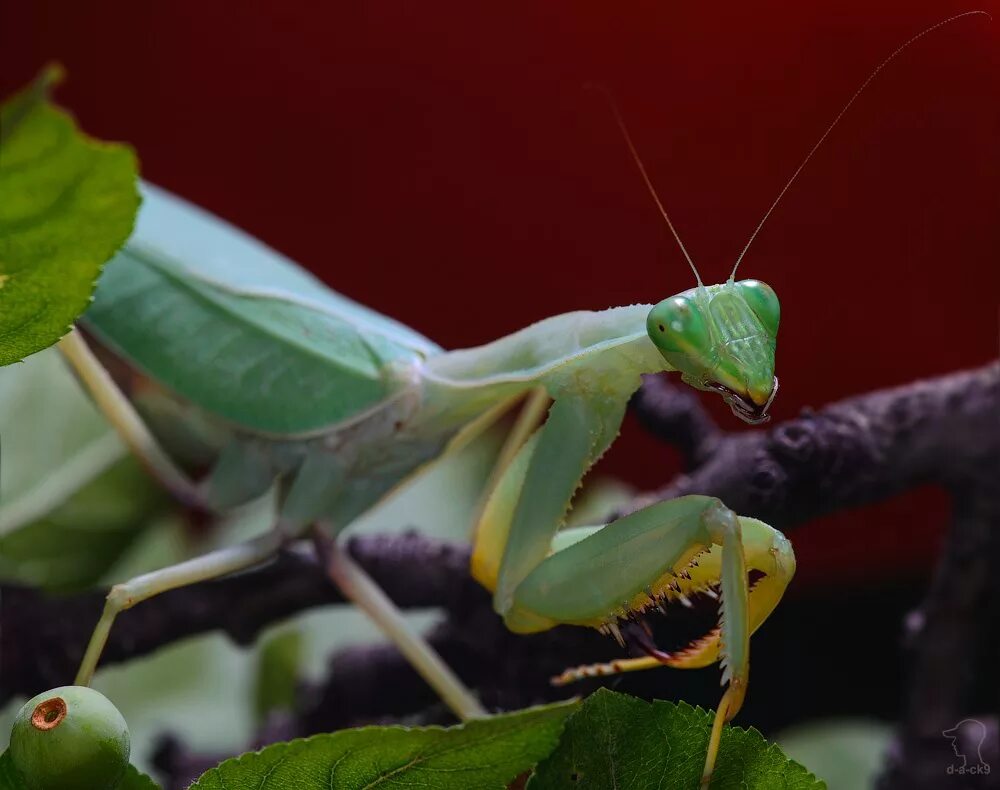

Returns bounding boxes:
[74,529,284,685]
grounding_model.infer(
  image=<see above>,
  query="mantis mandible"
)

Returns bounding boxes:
[53,12,984,787]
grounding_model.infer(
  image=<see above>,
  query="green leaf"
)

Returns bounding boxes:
[191,700,577,789]
[0,65,140,366]
[529,689,824,790]
[0,752,160,789]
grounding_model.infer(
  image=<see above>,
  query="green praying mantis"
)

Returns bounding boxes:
[50,12,985,788]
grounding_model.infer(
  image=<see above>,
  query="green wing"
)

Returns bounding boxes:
[84,183,440,435]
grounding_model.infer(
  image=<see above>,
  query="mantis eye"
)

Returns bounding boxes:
[647,296,710,355]
[736,279,780,337]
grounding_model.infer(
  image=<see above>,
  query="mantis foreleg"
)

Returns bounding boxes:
[491,393,628,620]
[470,380,794,788]
[469,387,550,535]
[510,499,792,787]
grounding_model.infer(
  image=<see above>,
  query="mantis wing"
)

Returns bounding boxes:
[84,183,440,435]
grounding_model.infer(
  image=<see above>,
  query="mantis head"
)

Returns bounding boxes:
[647,279,779,424]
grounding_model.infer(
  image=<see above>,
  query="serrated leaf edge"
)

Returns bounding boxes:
[190,699,579,787]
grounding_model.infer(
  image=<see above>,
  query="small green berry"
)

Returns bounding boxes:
[9,686,130,790]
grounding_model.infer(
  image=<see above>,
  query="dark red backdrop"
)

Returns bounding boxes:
[3,1,998,588]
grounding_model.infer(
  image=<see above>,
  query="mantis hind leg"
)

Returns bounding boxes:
[74,530,284,686]
[57,329,204,508]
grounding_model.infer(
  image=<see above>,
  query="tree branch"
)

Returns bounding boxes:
[631,363,998,528]
[0,533,479,707]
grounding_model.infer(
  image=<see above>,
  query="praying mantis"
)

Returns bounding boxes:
[51,11,985,788]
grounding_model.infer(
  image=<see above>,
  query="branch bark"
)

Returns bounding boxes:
[0,533,480,707]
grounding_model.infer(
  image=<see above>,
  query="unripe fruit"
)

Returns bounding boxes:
[9,686,130,790]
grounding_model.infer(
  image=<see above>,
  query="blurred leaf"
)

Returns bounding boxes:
[0,65,140,366]
[529,689,824,790]
[0,347,121,533]
[253,628,303,722]
[0,348,166,592]
[190,700,577,789]
[0,751,160,789]
[0,458,167,593]
[778,719,892,790]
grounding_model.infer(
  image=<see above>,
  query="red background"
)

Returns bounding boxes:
[2,1,998,588]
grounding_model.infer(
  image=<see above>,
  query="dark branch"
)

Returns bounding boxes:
[630,373,721,468]
[632,362,998,528]
[0,533,480,707]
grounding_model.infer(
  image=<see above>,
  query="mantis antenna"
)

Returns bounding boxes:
[600,87,705,287]
[729,9,991,281]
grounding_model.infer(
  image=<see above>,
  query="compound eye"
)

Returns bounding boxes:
[736,279,780,336]
[647,295,710,354]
